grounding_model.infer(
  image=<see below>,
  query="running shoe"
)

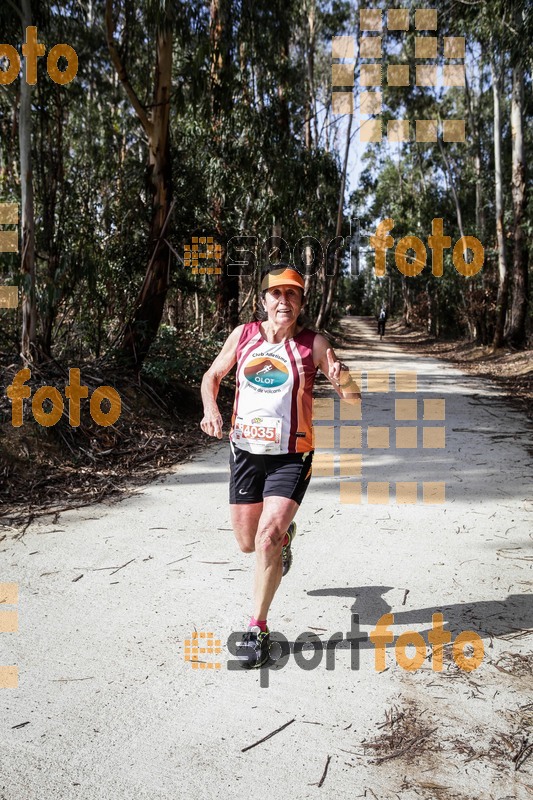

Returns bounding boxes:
[236,626,271,669]
[281,521,296,577]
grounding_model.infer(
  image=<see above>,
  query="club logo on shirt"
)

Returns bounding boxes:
[244,357,289,388]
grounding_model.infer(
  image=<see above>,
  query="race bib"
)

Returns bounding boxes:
[233,415,282,454]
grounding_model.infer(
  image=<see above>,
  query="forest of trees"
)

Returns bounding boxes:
[0,0,531,383]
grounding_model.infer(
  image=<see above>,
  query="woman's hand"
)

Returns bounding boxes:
[326,348,349,386]
[200,407,223,439]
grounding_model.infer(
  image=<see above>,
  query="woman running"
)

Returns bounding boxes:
[200,265,360,667]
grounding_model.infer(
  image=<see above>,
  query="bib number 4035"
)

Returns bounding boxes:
[241,424,276,440]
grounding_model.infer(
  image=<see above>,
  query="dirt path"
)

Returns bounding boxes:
[2,317,532,799]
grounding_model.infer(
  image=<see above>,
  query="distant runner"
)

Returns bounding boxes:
[377,307,387,340]
[200,265,360,668]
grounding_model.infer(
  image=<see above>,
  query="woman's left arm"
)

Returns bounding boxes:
[313,334,361,403]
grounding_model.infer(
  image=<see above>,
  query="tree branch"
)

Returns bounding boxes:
[5,0,23,21]
[104,0,153,138]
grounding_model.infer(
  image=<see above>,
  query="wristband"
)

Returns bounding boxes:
[338,376,354,389]
[336,366,352,388]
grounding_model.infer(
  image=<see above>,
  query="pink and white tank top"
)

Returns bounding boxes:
[230,321,317,455]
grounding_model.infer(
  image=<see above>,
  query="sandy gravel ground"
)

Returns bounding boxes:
[1,317,532,800]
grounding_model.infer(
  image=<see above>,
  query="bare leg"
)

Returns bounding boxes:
[230,502,263,553]
[253,496,298,620]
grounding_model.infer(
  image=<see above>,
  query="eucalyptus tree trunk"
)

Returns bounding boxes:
[490,52,509,349]
[304,0,317,149]
[302,0,319,315]
[464,72,485,238]
[466,69,489,342]
[265,8,291,312]
[402,276,412,327]
[316,112,352,330]
[438,136,479,339]
[506,54,528,348]
[210,0,239,332]
[106,0,173,369]
[19,0,37,362]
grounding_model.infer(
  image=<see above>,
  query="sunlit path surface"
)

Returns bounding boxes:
[2,317,531,799]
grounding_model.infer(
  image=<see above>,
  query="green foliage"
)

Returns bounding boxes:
[141,324,225,385]
[348,0,533,340]
[0,0,530,365]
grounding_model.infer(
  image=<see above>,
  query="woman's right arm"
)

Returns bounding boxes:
[200,324,245,438]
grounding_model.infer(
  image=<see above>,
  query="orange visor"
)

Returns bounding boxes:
[261,267,305,292]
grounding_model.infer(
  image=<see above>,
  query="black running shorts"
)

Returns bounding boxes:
[229,441,314,505]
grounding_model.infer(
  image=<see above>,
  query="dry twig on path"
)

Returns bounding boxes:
[362,703,439,765]
[317,754,331,788]
[109,558,136,575]
[513,738,533,772]
[241,718,295,753]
